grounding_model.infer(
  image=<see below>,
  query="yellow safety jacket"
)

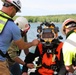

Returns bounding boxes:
[63,30,76,66]
[0,11,13,34]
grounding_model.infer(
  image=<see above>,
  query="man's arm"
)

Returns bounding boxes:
[14,38,40,51]
[13,56,25,65]
[66,65,75,73]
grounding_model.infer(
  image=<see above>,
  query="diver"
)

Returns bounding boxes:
[22,22,67,75]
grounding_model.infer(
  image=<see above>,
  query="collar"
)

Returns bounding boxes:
[66,30,75,38]
[0,10,12,19]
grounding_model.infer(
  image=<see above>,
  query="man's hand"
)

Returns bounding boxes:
[32,39,40,46]
[73,66,76,70]
[27,63,34,69]
[22,72,28,75]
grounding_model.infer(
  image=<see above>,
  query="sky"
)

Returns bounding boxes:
[0,0,76,16]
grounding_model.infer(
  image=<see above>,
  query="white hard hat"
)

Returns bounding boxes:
[61,18,76,35]
[1,0,21,12]
[14,17,30,32]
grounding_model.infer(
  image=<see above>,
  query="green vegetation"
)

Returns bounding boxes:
[14,14,76,23]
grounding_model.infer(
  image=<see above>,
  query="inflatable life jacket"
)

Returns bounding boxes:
[0,11,13,58]
[37,42,63,75]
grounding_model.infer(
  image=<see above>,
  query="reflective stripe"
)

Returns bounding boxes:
[0,20,5,24]
[66,39,76,47]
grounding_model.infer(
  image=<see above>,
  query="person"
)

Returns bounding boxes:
[22,52,35,75]
[61,18,76,74]
[7,16,34,75]
[22,22,67,75]
[0,0,39,75]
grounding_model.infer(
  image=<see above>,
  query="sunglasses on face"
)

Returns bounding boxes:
[3,2,19,13]
[3,2,13,7]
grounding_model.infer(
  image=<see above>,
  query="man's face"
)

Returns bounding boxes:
[4,2,19,18]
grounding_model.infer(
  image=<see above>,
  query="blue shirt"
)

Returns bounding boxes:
[0,20,22,61]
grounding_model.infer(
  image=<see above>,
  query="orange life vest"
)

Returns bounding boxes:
[37,42,63,75]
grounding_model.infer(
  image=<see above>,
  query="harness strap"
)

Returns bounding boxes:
[56,42,63,60]
[38,42,63,69]
[0,50,6,57]
[42,63,58,70]
[0,50,14,62]
[38,43,43,55]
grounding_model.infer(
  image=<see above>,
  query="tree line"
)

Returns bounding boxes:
[14,14,76,23]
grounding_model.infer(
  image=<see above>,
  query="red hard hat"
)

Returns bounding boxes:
[61,18,76,35]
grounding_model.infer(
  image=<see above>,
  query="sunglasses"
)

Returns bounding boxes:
[3,2,12,7]
[3,2,19,13]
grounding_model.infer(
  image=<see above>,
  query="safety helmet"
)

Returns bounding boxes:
[14,17,30,33]
[1,0,21,12]
[61,18,76,35]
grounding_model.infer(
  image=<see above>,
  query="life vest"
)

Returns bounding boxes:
[0,11,13,34]
[37,42,63,75]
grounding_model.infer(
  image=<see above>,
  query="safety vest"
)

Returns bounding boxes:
[0,11,13,58]
[0,11,13,34]
[65,30,76,66]
[37,42,63,75]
